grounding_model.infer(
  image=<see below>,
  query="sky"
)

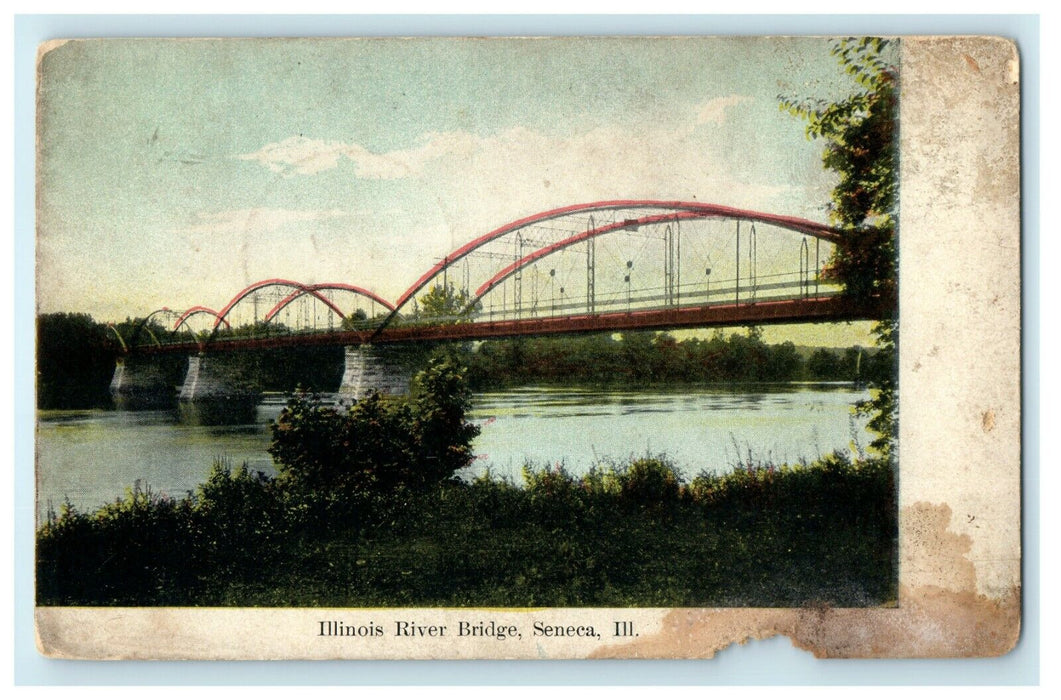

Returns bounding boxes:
[35,36,886,346]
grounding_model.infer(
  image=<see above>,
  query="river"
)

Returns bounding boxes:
[36,383,872,521]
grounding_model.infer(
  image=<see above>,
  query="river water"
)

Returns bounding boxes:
[36,383,872,521]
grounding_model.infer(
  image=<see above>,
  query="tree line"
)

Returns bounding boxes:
[457,330,882,389]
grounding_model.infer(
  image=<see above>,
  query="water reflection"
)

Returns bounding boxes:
[178,397,259,426]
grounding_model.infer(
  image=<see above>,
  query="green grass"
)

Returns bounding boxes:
[36,454,897,608]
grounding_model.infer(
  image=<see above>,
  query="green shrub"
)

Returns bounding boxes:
[190,460,284,576]
[579,464,623,497]
[268,358,481,500]
[410,358,481,485]
[521,462,586,529]
[36,482,198,604]
[620,456,682,507]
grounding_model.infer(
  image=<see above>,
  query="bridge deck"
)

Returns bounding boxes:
[137,294,888,355]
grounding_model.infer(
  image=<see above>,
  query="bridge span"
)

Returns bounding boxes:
[140,294,881,355]
[107,200,893,414]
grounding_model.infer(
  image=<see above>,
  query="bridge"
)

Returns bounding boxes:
[107,200,892,413]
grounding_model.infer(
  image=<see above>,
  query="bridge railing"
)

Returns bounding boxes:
[473,271,841,324]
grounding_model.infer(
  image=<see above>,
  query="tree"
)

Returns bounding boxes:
[268,357,481,499]
[764,341,803,381]
[859,321,897,458]
[781,37,899,459]
[807,348,842,380]
[414,282,480,324]
[37,312,120,409]
[340,308,369,331]
[409,358,481,485]
[780,37,898,304]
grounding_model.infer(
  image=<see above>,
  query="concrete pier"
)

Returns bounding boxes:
[337,345,411,402]
[109,357,175,409]
[177,355,260,424]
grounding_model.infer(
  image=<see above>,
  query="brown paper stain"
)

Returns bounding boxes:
[981,410,996,433]
[36,608,185,661]
[590,503,1019,659]
[902,502,977,592]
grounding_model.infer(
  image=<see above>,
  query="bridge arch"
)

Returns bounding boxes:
[262,283,396,325]
[169,306,230,351]
[173,306,231,332]
[196,278,396,349]
[210,278,351,330]
[469,208,839,308]
[374,200,843,336]
[472,211,708,305]
[106,323,129,353]
[126,307,179,349]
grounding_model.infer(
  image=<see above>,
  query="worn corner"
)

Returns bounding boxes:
[37,39,71,67]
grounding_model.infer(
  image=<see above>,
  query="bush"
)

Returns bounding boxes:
[36,482,198,604]
[191,460,284,576]
[522,462,584,528]
[620,456,682,507]
[268,358,481,500]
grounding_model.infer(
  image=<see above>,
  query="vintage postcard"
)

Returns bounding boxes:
[33,35,1020,659]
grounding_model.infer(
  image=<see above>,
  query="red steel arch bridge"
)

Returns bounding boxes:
[119,200,892,356]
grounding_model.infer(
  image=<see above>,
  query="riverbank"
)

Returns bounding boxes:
[37,452,897,608]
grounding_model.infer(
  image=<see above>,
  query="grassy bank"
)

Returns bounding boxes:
[37,453,897,608]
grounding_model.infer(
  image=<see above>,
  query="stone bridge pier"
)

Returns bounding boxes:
[109,357,175,409]
[178,354,261,424]
[337,345,411,402]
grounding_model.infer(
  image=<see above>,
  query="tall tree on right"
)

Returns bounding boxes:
[781,37,899,459]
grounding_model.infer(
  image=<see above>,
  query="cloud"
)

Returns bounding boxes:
[179,207,350,236]
[238,94,756,185]
[237,134,476,178]
[694,95,753,125]
[237,138,351,176]
[410,121,800,238]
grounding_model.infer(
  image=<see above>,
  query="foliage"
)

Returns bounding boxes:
[621,457,682,506]
[463,330,869,389]
[191,460,285,575]
[36,482,198,604]
[410,357,482,484]
[267,357,481,499]
[857,320,898,460]
[780,37,898,303]
[340,308,369,331]
[36,312,121,409]
[780,37,900,458]
[37,451,896,607]
[413,282,481,324]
